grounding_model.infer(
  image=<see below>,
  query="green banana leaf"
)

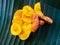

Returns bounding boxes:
[0,0,60,45]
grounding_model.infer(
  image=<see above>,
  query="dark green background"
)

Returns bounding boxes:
[0,0,60,45]
[43,0,60,9]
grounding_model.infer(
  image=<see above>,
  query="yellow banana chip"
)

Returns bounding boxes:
[12,10,23,25]
[22,13,32,23]
[18,23,32,40]
[10,23,22,36]
[34,2,43,15]
[13,10,22,19]
[12,18,23,25]
[23,5,34,17]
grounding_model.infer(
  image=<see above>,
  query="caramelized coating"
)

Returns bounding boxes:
[32,14,39,32]
[38,14,53,24]
[39,20,45,25]
[31,13,53,32]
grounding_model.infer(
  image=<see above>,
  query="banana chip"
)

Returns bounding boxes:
[13,10,22,20]
[12,18,23,25]
[10,23,22,36]
[10,2,45,40]
[22,13,32,23]
[23,5,34,17]
[18,23,32,40]
[34,2,43,15]
[12,10,23,25]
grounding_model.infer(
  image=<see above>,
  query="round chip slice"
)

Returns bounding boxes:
[34,2,43,15]
[18,24,32,40]
[10,23,22,36]
[12,18,23,26]
[23,5,34,17]
[13,10,22,19]
[22,13,32,23]
[12,10,23,25]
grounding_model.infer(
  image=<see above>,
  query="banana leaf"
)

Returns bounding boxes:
[0,0,60,45]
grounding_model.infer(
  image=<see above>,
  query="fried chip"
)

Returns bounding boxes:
[22,13,32,23]
[18,23,32,40]
[23,5,34,17]
[10,23,22,36]
[34,2,43,15]
[12,10,23,25]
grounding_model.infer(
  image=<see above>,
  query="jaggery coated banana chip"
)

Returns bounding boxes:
[10,23,22,36]
[23,5,34,17]
[18,23,32,40]
[34,2,43,15]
